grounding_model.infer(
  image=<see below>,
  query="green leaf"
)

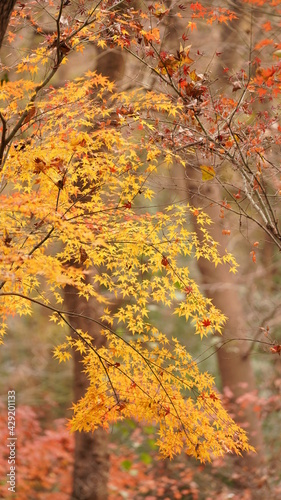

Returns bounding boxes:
[121,459,132,471]
[140,452,152,465]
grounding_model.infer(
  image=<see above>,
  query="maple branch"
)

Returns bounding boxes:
[0,0,127,163]
[185,175,281,249]
[4,65,59,149]
[195,337,278,367]
[123,46,175,90]
[2,2,110,153]
[0,290,201,444]
[58,312,121,405]
[242,303,281,360]
[192,104,281,248]
[0,225,55,291]
[229,128,279,235]
[175,139,204,153]
[228,81,249,129]
[148,41,178,90]
[208,78,280,239]
[28,226,55,256]
[62,0,126,47]
[58,312,157,412]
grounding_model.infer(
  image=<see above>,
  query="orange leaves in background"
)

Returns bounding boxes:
[262,21,272,32]
[0,405,74,500]
[190,2,237,24]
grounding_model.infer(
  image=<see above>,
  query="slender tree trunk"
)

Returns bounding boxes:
[0,0,16,49]
[64,279,109,500]
[186,174,264,468]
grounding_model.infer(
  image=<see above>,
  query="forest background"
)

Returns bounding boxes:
[0,1,281,499]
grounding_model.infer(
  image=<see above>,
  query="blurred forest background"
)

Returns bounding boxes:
[0,1,281,499]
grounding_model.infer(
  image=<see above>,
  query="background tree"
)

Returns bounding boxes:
[0,0,16,50]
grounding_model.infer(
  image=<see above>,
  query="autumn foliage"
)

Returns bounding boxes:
[0,404,73,499]
[2,0,281,469]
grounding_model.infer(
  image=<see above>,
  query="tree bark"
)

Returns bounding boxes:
[0,0,16,49]
[186,173,264,469]
[64,280,109,500]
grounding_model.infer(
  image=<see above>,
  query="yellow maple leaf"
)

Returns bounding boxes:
[200,165,216,181]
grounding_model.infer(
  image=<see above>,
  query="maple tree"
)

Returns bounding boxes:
[1,0,281,494]
[0,0,253,464]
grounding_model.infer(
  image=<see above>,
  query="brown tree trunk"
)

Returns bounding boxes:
[0,0,16,49]
[186,174,264,469]
[64,280,109,500]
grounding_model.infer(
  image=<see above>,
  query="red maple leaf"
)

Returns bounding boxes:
[202,318,211,327]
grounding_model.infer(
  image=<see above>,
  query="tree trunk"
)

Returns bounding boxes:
[186,173,264,469]
[64,280,109,500]
[0,0,16,49]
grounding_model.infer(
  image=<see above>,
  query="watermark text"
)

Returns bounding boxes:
[7,390,16,494]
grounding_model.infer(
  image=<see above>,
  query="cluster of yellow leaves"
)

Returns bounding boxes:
[67,332,253,462]
[0,72,236,332]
